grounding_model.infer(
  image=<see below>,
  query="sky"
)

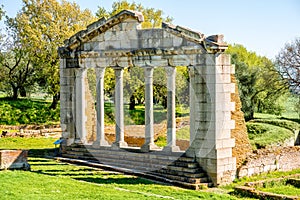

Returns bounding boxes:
[1,0,300,60]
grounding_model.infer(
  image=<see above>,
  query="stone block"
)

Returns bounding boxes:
[105,40,121,50]
[216,102,235,112]
[168,55,190,66]
[120,38,131,49]
[93,42,106,51]
[215,54,231,66]
[216,129,232,141]
[122,21,140,31]
[230,64,235,74]
[216,148,232,159]
[173,37,183,47]
[221,138,235,148]
[216,119,235,131]
[162,38,173,48]
[216,83,235,93]
[0,150,29,170]
[129,39,139,48]
[216,65,231,74]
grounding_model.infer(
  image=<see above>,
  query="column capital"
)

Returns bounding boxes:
[95,67,106,78]
[144,66,154,80]
[165,66,176,77]
[75,68,86,78]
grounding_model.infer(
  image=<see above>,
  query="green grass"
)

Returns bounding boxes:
[246,122,294,149]
[222,168,300,191]
[256,183,300,196]
[176,126,190,140]
[250,118,300,131]
[0,137,57,150]
[0,98,60,125]
[0,156,237,200]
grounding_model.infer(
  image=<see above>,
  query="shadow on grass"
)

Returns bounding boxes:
[281,117,300,124]
[28,151,155,186]
[28,148,57,158]
[74,177,154,185]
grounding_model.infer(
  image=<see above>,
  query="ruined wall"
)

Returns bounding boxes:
[237,147,300,178]
[231,75,252,168]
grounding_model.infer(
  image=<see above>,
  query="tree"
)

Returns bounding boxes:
[227,44,288,120]
[96,0,173,28]
[0,32,35,99]
[0,9,36,99]
[276,38,300,94]
[13,0,96,108]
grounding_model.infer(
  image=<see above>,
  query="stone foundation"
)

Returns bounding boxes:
[0,150,30,170]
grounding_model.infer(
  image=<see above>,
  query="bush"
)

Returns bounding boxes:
[0,98,60,125]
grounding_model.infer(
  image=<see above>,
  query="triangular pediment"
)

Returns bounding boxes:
[61,10,227,55]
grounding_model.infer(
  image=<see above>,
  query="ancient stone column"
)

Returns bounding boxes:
[163,66,180,152]
[75,68,87,144]
[112,67,128,148]
[141,66,160,152]
[189,66,196,145]
[93,67,109,147]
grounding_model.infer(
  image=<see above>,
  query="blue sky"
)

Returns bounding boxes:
[1,0,300,60]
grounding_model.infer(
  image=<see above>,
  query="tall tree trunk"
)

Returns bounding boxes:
[20,86,27,97]
[12,85,18,100]
[129,94,135,110]
[50,93,59,109]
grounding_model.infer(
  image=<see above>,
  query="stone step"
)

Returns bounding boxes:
[62,145,213,189]
[69,146,186,160]
[172,161,199,168]
[63,152,206,181]
[55,157,212,190]
[149,172,209,184]
[63,153,168,172]
[66,148,185,165]
[163,165,202,174]
[81,152,177,166]
[156,168,206,178]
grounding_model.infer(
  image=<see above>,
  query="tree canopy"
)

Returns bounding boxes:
[227,44,288,120]
[10,0,96,108]
[276,38,300,94]
[96,0,173,28]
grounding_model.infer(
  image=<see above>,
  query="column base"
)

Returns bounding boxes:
[74,139,86,145]
[163,145,181,152]
[92,139,110,148]
[141,143,161,152]
[111,141,128,150]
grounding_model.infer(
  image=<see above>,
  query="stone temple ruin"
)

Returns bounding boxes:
[58,10,238,187]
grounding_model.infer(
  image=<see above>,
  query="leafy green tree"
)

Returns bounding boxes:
[0,39,34,99]
[227,44,288,120]
[12,0,96,108]
[96,0,173,28]
[0,10,36,99]
[0,5,4,21]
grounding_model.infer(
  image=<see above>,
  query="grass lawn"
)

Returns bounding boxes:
[0,137,238,199]
[256,184,300,196]
[0,157,237,200]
